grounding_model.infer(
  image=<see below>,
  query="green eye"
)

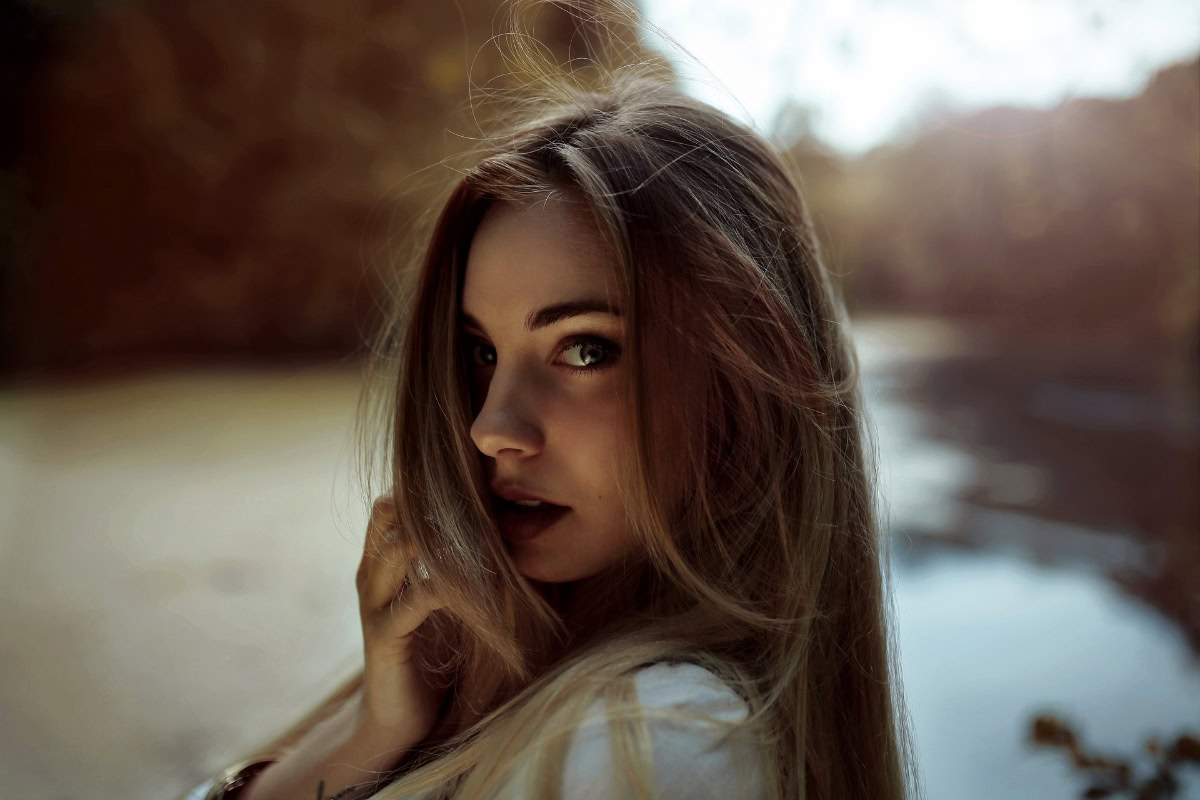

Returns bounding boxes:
[559,336,621,374]
[462,334,621,375]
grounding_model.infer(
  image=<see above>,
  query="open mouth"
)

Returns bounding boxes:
[492,497,571,541]
[494,496,568,514]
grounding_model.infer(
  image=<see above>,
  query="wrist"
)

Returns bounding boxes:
[238,699,407,800]
[344,701,421,762]
[301,694,411,779]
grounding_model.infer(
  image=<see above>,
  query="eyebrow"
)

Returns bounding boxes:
[459,298,623,334]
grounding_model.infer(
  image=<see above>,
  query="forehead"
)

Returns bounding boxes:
[461,195,619,315]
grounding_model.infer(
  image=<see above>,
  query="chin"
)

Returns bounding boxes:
[511,560,575,584]
[508,550,598,584]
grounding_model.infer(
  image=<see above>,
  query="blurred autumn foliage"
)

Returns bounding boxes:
[0,0,653,375]
[783,56,1199,359]
[0,0,1196,383]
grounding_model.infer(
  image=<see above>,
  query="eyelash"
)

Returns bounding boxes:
[464,334,621,376]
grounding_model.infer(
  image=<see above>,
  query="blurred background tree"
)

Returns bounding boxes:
[0,0,665,374]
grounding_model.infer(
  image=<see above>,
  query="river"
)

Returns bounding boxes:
[0,315,1195,799]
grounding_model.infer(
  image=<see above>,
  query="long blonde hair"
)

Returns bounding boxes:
[244,3,920,798]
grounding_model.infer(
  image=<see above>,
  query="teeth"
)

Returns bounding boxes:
[513,499,543,507]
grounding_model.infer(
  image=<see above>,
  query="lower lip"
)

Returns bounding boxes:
[497,504,570,541]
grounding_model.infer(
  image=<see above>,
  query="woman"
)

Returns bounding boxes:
[185,11,920,800]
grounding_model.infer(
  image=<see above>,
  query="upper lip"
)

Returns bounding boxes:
[490,482,566,506]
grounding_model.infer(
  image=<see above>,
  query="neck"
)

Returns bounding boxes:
[432,568,641,743]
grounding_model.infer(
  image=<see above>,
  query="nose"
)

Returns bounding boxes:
[469,365,546,459]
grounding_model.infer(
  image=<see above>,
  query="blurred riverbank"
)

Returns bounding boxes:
[0,314,1196,799]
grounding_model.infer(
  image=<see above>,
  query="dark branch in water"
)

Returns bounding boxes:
[1029,712,1199,798]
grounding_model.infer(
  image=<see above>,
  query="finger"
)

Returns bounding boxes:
[356,495,392,596]
[366,597,435,665]
[357,495,446,617]
[382,556,446,619]
[359,495,412,612]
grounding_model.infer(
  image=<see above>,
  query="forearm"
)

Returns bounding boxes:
[242,696,412,800]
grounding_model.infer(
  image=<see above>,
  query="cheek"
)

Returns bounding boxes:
[559,397,625,496]
[568,408,636,559]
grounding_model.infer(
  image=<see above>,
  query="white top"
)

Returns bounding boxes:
[490,661,765,799]
[180,662,765,800]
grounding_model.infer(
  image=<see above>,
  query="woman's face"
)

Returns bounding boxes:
[460,194,637,583]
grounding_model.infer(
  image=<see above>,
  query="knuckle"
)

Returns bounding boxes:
[365,498,402,550]
[370,494,395,521]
